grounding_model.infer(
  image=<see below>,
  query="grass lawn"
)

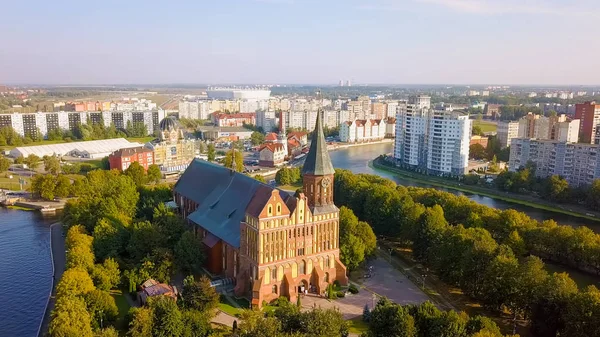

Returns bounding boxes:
[277,182,303,191]
[110,290,132,331]
[0,175,30,190]
[128,136,155,144]
[218,294,249,317]
[81,159,105,169]
[473,120,497,133]
[348,316,369,335]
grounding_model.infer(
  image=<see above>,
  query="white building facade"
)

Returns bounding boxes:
[393,96,471,175]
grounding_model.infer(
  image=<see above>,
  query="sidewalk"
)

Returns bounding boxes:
[38,223,65,337]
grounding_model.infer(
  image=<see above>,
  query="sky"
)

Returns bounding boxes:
[1,0,599,85]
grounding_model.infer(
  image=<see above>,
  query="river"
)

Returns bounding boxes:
[329,142,597,230]
[1,142,598,337]
[0,208,55,337]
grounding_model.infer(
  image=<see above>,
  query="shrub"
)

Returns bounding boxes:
[336,291,346,298]
[349,284,359,294]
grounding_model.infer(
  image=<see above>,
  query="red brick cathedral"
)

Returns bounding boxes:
[174,111,347,307]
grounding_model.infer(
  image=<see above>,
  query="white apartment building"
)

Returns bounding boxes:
[509,138,600,187]
[0,110,165,139]
[256,110,278,132]
[393,95,471,175]
[386,101,399,118]
[557,120,580,143]
[281,110,350,131]
[339,119,387,143]
[497,121,520,148]
[178,101,211,120]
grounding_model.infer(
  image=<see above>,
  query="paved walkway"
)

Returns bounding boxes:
[300,257,430,319]
[38,223,65,337]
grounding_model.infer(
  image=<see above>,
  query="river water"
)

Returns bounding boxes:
[0,209,55,337]
[0,142,597,337]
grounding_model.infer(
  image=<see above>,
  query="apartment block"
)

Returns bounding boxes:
[0,110,164,138]
[393,96,471,175]
[497,121,520,148]
[339,119,387,143]
[575,101,600,143]
[509,138,600,187]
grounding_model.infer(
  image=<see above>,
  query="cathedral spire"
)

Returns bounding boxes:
[302,106,335,176]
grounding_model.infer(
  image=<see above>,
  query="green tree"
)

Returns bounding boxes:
[367,298,416,337]
[472,125,484,136]
[250,131,265,145]
[469,143,487,160]
[44,156,61,174]
[14,155,24,164]
[65,227,95,271]
[84,289,119,329]
[147,164,162,184]
[91,258,121,291]
[25,153,41,170]
[181,309,211,337]
[49,295,94,337]
[128,307,154,337]
[30,174,56,200]
[545,175,569,201]
[253,175,266,183]
[149,295,184,337]
[224,148,244,172]
[95,327,119,337]
[413,205,448,263]
[207,143,215,162]
[237,310,283,337]
[93,218,129,261]
[56,267,96,298]
[62,170,139,231]
[0,155,11,173]
[127,221,167,262]
[175,232,205,274]
[124,161,147,187]
[563,285,600,337]
[55,174,72,198]
[182,276,220,314]
[531,272,578,337]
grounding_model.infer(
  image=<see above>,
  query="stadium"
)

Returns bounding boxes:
[206,87,271,100]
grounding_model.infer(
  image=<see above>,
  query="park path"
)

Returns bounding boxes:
[38,223,65,337]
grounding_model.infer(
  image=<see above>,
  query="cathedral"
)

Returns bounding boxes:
[174,111,347,307]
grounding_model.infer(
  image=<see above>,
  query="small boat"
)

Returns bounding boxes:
[40,206,57,213]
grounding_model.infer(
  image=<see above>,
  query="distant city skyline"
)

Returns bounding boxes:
[2,0,599,85]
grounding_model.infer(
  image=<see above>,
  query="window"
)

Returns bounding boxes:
[272,285,277,294]
[271,267,277,280]
[326,256,330,268]
[277,204,281,214]
[268,205,272,216]
[299,260,306,274]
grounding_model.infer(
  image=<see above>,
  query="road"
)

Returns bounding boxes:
[38,223,65,337]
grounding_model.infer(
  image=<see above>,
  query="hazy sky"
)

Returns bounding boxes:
[1,0,599,85]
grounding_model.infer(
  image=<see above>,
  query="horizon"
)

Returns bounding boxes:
[2,0,600,85]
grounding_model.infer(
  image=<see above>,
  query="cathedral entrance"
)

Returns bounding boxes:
[298,279,309,296]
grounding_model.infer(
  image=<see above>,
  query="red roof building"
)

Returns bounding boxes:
[108,146,155,171]
[265,132,278,142]
[137,279,178,305]
[212,112,256,127]
[287,131,308,146]
[258,143,286,167]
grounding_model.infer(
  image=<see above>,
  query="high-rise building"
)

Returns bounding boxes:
[393,96,471,175]
[371,102,387,120]
[575,101,600,143]
[509,138,600,187]
[497,121,520,148]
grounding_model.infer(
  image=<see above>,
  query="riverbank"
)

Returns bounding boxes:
[371,157,600,223]
[38,223,65,337]
[328,138,394,151]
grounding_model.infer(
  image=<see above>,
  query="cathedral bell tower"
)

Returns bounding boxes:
[301,108,336,213]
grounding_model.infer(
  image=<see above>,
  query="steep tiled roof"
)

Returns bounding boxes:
[355,119,367,127]
[259,143,285,153]
[265,132,278,141]
[288,138,301,148]
[174,159,271,248]
[287,131,307,139]
[110,146,152,158]
[302,111,335,176]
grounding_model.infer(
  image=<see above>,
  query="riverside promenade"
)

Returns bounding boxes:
[38,223,65,337]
